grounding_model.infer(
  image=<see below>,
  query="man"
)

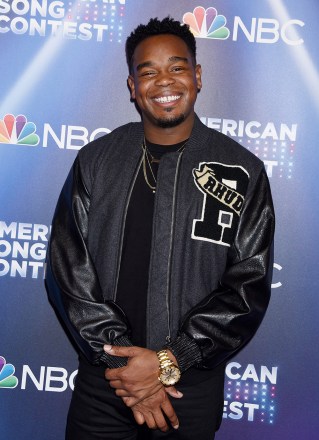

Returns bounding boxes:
[46,17,275,440]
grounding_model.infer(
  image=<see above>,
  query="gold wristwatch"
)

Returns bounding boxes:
[156,349,181,386]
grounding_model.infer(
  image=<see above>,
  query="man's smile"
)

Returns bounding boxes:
[153,95,181,104]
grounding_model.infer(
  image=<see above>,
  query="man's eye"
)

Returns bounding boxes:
[172,67,184,72]
[141,71,156,77]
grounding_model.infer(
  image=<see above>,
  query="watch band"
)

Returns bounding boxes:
[156,349,174,368]
[156,349,181,386]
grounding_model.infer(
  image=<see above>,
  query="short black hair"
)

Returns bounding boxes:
[125,17,197,73]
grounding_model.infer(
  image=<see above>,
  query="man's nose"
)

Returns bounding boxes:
[154,71,175,86]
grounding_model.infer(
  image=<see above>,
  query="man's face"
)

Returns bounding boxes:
[128,34,202,130]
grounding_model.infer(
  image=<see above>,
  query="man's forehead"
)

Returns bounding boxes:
[136,56,189,71]
[132,34,193,65]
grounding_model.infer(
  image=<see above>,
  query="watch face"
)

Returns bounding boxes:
[160,366,181,386]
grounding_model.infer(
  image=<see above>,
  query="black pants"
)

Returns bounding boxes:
[66,357,225,440]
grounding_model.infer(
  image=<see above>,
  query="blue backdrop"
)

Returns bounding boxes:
[1,1,318,439]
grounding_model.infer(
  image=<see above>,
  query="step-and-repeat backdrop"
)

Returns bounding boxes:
[1,1,318,439]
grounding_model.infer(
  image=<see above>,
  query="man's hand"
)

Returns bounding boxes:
[131,387,179,432]
[103,345,182,431]
[104,345,161,405]
[104,345,182,406]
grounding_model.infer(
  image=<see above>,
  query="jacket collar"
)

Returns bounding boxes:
[131,113,211,153]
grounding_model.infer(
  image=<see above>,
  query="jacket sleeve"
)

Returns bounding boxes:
[45,157,133,367]
[166,168,275,372]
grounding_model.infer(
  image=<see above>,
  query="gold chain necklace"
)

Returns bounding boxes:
[142,141,157,193]
[141,139,187,194]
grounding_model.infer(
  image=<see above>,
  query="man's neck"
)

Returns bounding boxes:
[143,113,195,145]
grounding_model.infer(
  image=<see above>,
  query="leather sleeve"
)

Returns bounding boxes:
[45,157,132,367]
[167,168,275,372]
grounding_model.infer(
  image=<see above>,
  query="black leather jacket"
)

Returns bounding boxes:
[45,116,275,372]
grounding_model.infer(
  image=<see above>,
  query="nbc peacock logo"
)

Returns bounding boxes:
[0,114,40,146]
[183,6,230,39]
[0,356,18,389]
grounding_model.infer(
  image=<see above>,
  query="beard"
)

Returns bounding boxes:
[155,110,186,128]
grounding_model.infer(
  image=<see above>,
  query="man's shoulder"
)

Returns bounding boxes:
[74,121,143,184]
[78,121,142,160]
[213,128,262,162]
[195,116,264,169]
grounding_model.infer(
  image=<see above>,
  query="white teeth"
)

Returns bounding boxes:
[154,95,180,103]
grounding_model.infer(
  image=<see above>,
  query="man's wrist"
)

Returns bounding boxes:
[156,349,181,386]
[165,349,179,368]
[165,333,202,372]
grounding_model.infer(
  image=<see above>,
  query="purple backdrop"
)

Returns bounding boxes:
[1,1,318,438]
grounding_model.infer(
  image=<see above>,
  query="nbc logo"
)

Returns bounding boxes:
[183,6,230,39]
[0,114,40,146]
[183,5,304,45]
[0,356,18,388]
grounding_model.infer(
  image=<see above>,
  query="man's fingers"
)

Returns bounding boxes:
[130,388,179,432]
[151,410,169,432]
[165,386,183,399]
[114,389,131,397]
[121,396,138,407]
[161,399,179,429]
[104,367,125,381]
[107,378,123,388]
[143,411,159,431]
[132,404,170,432]
[103,345,137,357]
[104,366,130,382]
[122,396,143,409]
[131,408,145,425]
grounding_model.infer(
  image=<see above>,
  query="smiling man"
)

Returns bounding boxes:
[127,32,201,139]
[46,17,275,440]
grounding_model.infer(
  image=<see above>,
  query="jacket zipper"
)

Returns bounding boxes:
[165,150,184,343]
[113,154,143,301]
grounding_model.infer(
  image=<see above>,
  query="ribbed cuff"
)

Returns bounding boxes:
[166,333,202,372]
[99,335,133,368]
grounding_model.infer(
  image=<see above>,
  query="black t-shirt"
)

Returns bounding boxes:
[116,140,186,347]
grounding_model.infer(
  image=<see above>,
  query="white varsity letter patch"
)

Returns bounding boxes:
[192,162,250,246]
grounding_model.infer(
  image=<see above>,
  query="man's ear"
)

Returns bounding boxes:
[195,64,202,92]
[127,75,136,100]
